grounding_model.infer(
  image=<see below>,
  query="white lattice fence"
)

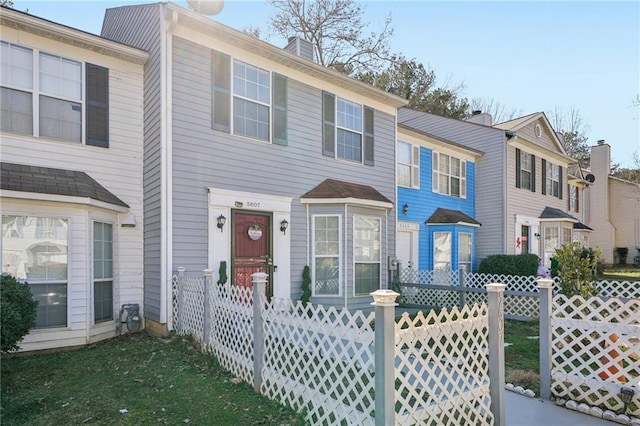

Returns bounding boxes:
[209,283,255,384]
[172,273,205,338]
[551,295,640,417]
[400,269,460,286]
[395,304,493,425]
[261,300,376,425]
[399,285,461,308]
[595,280,640,300]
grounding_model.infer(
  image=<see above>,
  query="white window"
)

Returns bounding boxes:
[521,151,533,190]
[1,215,68,328]
[354,216,381,295]
[543,227,559,268]
[1,41,109,147]
[433,152,466,198]
[337,98,363,162]
[562,227,572,246]
[93,222,113,323]
[569,185,578,212]
[232,60,270,141]
[458,233,472,273]
[398,141,420,188]
[546,163,560,197]
[312,215,341,296]
[434,232,451,271]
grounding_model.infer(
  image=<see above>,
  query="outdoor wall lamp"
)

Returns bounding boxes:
[217,214,226,232]
[534,233,541,239]
[620,387,635,414]
[402,203,409,215]
[280,219,289,235]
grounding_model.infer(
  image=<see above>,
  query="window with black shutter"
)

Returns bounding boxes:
[86,63,109,148]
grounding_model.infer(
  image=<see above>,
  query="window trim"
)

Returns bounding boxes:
[432,151,466,198]
[458,232,472,273]
[93,221,114,324]
[311,214,342,297]
[543,160,562,199]
[353,215,381,296]
[1,41,109,147]
[397,140,420,189]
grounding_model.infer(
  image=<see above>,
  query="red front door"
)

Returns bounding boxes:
[232,211,272,297]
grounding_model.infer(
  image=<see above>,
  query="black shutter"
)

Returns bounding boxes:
[363,106,374,166]
[272,73,287,146]
[541,159,547,195]
[558,167,563,199]
[531,154,536,192]
[86,63,109,148]
[515,148,521,188]
[576,186,579,212]
[322,91,335,157]
[212,51,230,132]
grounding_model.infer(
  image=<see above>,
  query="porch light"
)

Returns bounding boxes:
[534,233,541,239]
[620,387,635,414]
[280,219,289,235]
[217,214,226,232]
[402,203,409,215]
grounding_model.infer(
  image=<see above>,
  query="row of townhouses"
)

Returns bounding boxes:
[1,3,639,351]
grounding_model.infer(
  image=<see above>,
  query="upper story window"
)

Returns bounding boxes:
[432,152,466,198]
[515,148,536,192]
[1,41,109,148]
[322,91,374,166]
[397,141,420,188]
[568,185,579,212]
[212,51,287,145]
[542,159,562,199]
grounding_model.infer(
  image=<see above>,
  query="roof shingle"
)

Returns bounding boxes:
[301,179,392,204]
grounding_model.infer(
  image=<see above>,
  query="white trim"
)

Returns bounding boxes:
[310,214,342,298]
[207,187,292,299]
[300,197,393,209]
[352,215,382,296]
[0,190,129,213]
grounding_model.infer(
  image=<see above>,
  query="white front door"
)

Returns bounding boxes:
[397,225,419,270]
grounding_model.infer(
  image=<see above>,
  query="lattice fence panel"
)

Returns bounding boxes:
[552,295,640,417]
[261,300,376,426]
[504,294,539,319]
[595,280,640,300]
[464,273,559,293]
[395,304,493,425]
[400,269,459,286]
[399,285,460,308]
[209,283,255,384]
[172,273,205,339]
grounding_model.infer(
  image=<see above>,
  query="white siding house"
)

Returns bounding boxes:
[0,7,147,351]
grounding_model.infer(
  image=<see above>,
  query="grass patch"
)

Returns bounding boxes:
[601,266,640,282]
[504,319,540,395]
[1,332,305,425]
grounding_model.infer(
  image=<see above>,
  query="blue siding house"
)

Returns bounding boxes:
[396,123,483,274]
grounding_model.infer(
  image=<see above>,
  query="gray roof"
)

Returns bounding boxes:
[538,206,577,222]
[1,162,129,208]
[425,207,481,226]
[573,222,593,231]
[301,179,392,204]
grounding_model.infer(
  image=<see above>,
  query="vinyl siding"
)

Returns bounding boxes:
[170,36,396,303]
[398,108,504,264]
[517,121,559,153]
[609,178,640,258]
[0,27,144,349]
[102,4,164,321]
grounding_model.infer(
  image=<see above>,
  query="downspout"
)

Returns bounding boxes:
[161,6,178,329]
[504,131,516,254]
[344,204,348,309]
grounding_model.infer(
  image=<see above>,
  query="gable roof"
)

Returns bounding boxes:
[0,162,129,208]
[398,123,484,158]
[538,206,577,222]
[495,111,569,157]
[301,179,392,205]
[425,208,481,227]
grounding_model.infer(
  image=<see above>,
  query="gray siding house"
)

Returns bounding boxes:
[101,2,406,333]
[398,109,577,268]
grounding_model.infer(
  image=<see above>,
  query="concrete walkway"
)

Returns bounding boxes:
[505,392,618,426]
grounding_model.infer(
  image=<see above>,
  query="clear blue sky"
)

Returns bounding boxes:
[12,0,640,168]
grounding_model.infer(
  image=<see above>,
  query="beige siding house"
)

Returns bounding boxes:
[585,142,640,264]
[0,7,147,351]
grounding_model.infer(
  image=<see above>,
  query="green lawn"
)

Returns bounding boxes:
[504,319,540,395]
[1,332,305,425]
[601,266,640,282]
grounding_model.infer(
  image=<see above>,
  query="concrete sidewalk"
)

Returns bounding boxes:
[505,392,618,426]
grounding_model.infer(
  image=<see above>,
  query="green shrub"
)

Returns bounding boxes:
[1,274,38,352]
[554,243,601,297]
[217,260,227,285]
[478,254,538,276]
[300,265,311,306]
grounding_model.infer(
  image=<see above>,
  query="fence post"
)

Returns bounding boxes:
[371,289,399,426]
[203,269,213,346]
[486,283,506,426]
[176,267,185,334]
[537,278,553,400]
[458,269,466,309]
[252,272,268,394]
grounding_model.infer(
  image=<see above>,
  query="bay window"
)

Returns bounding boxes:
[354,216,381,295]
[93,222,113,323]
[312,215,340,295]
